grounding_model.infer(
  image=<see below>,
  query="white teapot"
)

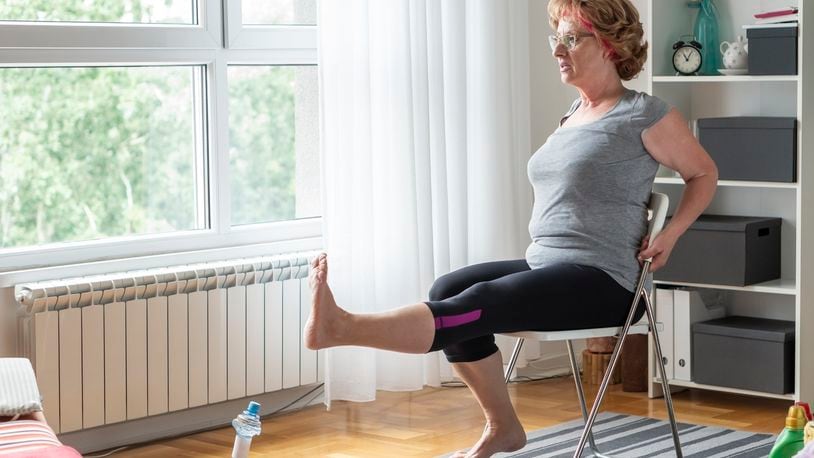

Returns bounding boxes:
[720,35,748,69]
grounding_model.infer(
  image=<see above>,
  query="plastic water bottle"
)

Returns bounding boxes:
[231,401,262,458]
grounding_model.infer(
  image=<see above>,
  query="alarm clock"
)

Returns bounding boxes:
[672,39,703,76]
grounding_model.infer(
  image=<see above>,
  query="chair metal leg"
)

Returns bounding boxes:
[566,340,611,458]
[505,338,525,384]
[643,291,683,457]
[573,262,651,458]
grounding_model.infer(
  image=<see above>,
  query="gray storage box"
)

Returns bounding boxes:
[697,117,797,182]
[746,25,798,75]
[654,215,781,286]
[693,316,794,394]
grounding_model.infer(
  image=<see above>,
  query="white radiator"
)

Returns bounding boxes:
[15,252,323,434]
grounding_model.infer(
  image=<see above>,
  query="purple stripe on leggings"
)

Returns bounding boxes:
[434,309,482,330]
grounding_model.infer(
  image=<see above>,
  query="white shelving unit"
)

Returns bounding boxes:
[654,176,798,189]
[654,378,796,401]
[643,0,813,402]
[653,75,799,83]
[654,278,798,296]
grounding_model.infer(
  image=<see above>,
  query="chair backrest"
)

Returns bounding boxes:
[644,192,669,262]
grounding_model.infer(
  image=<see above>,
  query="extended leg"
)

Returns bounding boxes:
[303,253,436,353]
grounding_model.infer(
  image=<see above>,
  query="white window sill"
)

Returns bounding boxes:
[0,218,323,288]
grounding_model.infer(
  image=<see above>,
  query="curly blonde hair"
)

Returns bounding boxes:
[548,0,647,81]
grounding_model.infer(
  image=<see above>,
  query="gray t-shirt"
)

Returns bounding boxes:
[525,89,670,292]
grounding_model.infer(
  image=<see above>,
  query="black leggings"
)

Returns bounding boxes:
[426,260,645,363]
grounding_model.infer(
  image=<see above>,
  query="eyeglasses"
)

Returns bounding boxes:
[548,33,594,52]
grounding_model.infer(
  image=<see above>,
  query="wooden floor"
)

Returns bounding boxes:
[117,376,789,457]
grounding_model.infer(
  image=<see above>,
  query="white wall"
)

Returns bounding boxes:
[529,0,578,152]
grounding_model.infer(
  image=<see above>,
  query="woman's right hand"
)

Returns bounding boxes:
[637,229,679,272]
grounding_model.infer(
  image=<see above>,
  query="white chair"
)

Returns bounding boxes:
[500,192,682,458]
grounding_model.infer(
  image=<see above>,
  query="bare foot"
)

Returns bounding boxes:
[303,253,349,350]
[450,420,526,458]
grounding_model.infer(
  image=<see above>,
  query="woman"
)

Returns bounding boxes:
[304,0,718,456]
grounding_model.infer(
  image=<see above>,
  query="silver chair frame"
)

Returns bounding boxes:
[503,193,682,458]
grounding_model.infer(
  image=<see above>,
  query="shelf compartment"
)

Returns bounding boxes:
[653,278,797,295]
[654,177,798,189]
[653,75,799,83]
[652,185,797,284]
[654,377,795,401]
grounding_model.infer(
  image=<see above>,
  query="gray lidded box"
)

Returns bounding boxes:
[653,215,781,286]
[746,24,798,75]
[697,117,797,183]
[692,316,794,394]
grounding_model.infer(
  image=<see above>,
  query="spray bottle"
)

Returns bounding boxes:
[768,405,807,458]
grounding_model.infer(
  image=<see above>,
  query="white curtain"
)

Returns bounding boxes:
[318,0,532,406]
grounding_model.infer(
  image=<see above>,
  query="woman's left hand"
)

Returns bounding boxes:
[637,230,679,272]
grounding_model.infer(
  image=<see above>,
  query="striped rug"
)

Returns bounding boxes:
[448,412,776,458]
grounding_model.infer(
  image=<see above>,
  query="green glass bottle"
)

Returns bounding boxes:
[688,0,721,75]
[769,405,807,458]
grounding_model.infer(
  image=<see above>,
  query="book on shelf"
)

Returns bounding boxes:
[753,7,798,25]
[671,289,725,382]
[655,288,675,380]
[754,7,797,19]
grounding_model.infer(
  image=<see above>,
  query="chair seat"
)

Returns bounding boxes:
[501,321,663,342]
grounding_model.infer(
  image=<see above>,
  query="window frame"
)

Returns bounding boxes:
[0,0,322,281]
[0,0,222,48]
[224,0,317,49]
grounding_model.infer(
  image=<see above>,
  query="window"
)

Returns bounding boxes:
[228,65,320,225]
[0,66,206,249]
[0,0,320,272]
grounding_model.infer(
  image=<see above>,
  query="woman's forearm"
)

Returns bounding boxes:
[661,172,718,240]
